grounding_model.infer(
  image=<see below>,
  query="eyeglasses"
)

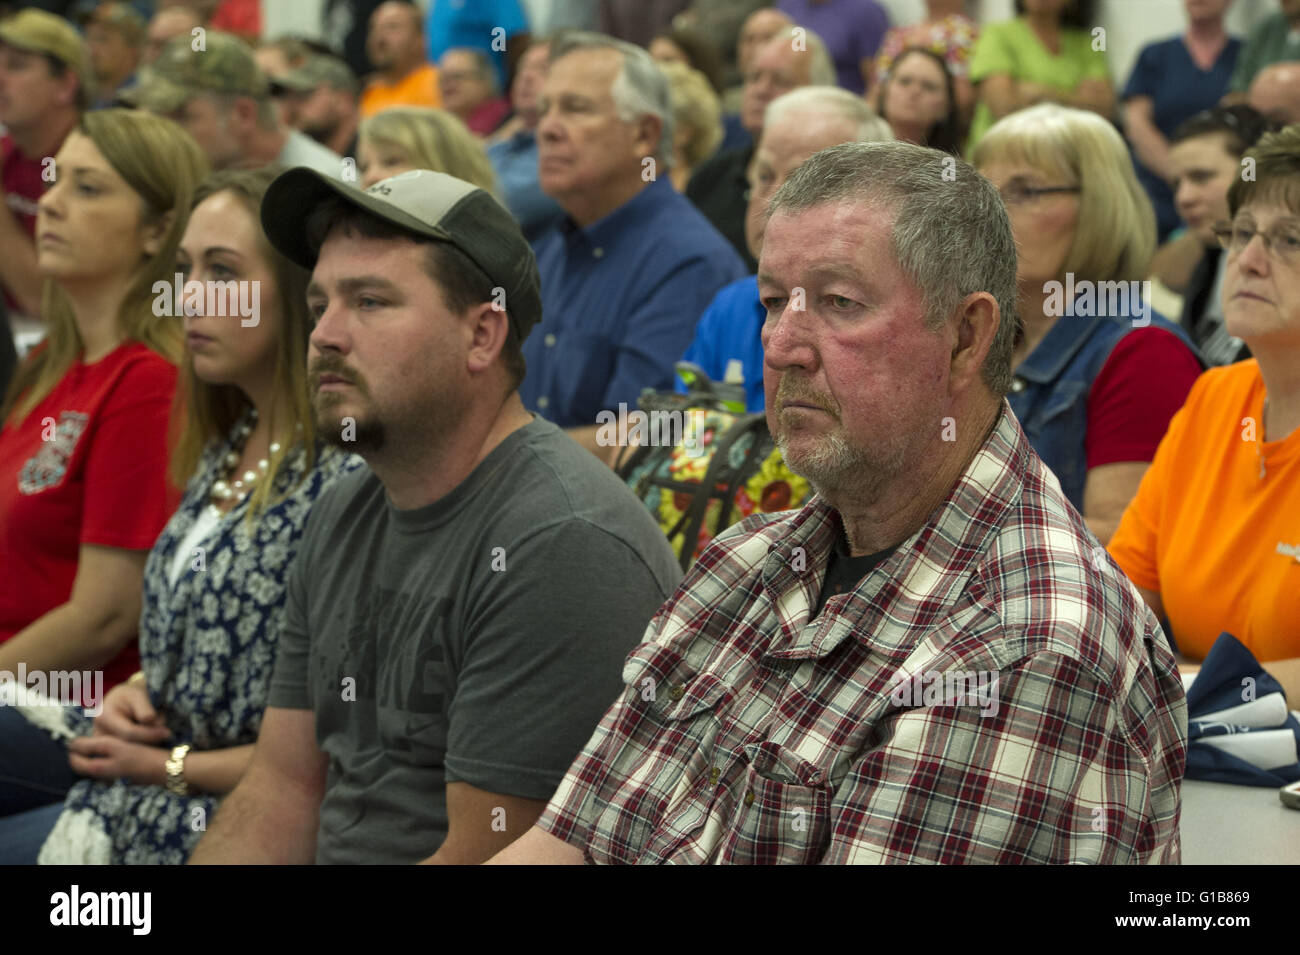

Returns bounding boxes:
[998,182,1080,206]
[1213,219,1300,266]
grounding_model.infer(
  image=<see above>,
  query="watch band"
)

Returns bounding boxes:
[165,743,192,796]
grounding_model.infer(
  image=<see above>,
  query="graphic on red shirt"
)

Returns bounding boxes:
[18,410,88,494]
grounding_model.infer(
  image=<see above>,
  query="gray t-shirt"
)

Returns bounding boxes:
[267,416,681,864]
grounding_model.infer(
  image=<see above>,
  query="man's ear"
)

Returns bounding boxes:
[465,300,510,375]
[141,209,175,258]
[230,94,262,133]
[948,291,999,395]
[635,113,663,165]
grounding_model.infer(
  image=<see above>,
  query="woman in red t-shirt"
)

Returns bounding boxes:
[0,109,207,816]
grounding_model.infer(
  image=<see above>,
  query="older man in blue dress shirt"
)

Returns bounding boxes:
[520,31,747,459]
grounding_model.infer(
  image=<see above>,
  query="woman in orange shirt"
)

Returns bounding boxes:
[1109,124,1300,701]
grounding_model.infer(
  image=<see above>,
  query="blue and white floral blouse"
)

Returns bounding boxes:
[39,412,363,864]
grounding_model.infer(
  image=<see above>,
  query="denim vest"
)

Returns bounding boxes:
[1007,299,1202,512]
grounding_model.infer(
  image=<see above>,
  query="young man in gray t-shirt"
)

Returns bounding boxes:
[190,167,680,864]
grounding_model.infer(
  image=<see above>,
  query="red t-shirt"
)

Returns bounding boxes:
[0,342,180,696]
[2,133,46,313]
[1084,326,1203,468]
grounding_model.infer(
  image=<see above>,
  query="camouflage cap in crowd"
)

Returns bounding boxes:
[122,30,268,113]
[272,54,358,97]
[85,3,147,45]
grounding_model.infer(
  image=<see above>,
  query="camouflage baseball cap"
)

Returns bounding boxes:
[0,8,90,87]
[122,30,267,114]
[272,54,358,97]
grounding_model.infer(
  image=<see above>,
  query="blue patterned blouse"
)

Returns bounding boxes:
[42,413,364,864]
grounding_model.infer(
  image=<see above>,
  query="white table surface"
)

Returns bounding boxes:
[1180,779,1300,864]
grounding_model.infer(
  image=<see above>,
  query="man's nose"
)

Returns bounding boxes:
[762,301,817,370]
[309,299,351,353]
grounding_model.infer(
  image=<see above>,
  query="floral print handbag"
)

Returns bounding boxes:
[615,393,810,572]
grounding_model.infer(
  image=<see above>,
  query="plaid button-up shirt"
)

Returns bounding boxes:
[538,404,1187,863]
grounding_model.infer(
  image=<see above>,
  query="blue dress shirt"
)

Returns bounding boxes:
[678,275,766,412]
[520,176,748,428]
[486,130,565,243]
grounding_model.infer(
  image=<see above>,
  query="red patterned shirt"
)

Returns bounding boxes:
[538,403,1187,863]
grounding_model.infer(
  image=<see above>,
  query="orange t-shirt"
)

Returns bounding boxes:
[1109,359,1300,662]
[360,63,442,118]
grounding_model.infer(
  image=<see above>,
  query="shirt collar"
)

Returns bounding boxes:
[1015,307,1107,384]
[559,176,671,249]
[759,402,1029,661]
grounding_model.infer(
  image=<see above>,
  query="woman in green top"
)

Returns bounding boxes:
[967,0,1114,151]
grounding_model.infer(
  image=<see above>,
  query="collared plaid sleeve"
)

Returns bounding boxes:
[825,650,1182,865]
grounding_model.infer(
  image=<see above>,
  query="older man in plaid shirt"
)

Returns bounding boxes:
[492,141,1188,865]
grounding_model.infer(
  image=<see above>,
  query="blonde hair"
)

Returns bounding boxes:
[359,107,499,196]
[971,104,1155,284]
[658,60,723,169]
[2,109,209,426]
[169,166,318,522]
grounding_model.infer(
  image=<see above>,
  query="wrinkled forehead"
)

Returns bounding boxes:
[761,199,898,267]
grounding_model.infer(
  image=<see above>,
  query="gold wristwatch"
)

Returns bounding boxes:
[165,744,192,796]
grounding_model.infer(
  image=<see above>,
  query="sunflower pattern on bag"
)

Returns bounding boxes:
[630,407,810,567]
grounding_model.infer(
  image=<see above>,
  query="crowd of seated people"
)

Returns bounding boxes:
[0,0,1297,866]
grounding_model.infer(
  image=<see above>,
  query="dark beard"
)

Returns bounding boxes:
[315,403,386,454]
[301,116,339,144]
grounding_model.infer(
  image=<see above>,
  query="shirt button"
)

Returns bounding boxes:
[593,247,605,259]
[537,396,549,409]
[544,333,556,347]
[668,684,685,701]
[708,766,720,784]
[744,791,755,807]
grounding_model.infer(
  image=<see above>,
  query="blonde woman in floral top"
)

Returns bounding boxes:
[0,167,362,863]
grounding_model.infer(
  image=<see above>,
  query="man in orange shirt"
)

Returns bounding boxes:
[359,0,440,118]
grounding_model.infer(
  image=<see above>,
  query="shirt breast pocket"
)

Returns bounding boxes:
[716,740,833,865]
[586,642,732,865]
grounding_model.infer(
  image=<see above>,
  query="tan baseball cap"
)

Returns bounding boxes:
[0,9,90,88]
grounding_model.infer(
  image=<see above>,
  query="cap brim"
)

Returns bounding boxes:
[118,75,190,113]
[261,167,456,270]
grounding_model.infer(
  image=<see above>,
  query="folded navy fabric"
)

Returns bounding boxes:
[1184,632,1300,786]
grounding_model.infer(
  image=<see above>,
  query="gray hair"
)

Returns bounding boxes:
[549,31,675,168]
[764,86,893,143]
[768,25,836,88]
[446,46,501,95]
[768,141,1020,396]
